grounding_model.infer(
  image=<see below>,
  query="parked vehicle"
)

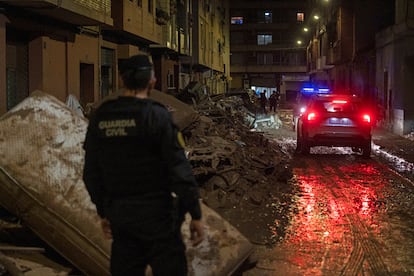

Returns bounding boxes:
[295,93,373,157]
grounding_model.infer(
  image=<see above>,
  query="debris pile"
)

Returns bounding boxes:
[0,90,296,275]
[0,91,253,276]
[183,94,295,245]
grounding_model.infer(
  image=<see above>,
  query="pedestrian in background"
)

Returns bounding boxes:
[260,90,268,114]
[269,90,279,112]
[83,54,204,276]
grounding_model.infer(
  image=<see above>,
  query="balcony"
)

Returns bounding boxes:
[0,0,113,26]
[231,43,305,52]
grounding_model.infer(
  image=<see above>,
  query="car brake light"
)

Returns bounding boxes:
[307,112,317,121]
[362,114,371,123]
[332,100,347,104]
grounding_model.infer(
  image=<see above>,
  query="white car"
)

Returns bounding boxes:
[296,94,373,157]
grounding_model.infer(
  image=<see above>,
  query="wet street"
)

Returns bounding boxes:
[244,151,414,275]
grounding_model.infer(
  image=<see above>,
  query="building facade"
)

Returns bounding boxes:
[0,0,230,115]
[229,0,309,102]
[304,0,414,133]
[376,0,414,135]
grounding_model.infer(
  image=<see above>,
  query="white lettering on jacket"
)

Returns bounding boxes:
[98,119,136,137]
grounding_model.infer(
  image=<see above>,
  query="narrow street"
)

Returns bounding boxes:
[243,144,414,275]
[1,98,414,275]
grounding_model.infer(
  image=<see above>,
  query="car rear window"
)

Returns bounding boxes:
[312,99,360,113]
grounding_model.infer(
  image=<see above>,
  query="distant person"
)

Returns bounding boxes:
[269,90,279,112]
[260,91,268,114]
[83,54,204,276]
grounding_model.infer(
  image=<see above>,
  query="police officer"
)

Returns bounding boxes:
[83,54,204,276]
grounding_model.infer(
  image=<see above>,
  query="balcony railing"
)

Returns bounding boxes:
[0,0,113,25]
[74,0,111,17]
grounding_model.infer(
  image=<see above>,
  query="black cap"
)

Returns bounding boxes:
[119,54,153,74]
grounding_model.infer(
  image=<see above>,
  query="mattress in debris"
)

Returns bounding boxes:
[0,91,253,275]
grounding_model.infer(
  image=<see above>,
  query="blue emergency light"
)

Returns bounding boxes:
[318,88,330,93]
[302,87,315,93]
[300,85,330,94]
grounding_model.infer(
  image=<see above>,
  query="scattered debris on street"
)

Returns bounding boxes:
[0,90,296,275]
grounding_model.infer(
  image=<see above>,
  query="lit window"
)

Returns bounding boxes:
[257,34,272,45]
[297,12,304,22]
[231,16,244,24]
[264,11,272,23]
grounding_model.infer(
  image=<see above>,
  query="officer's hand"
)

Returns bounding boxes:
[190,219,204,246]
[100,218,112,240]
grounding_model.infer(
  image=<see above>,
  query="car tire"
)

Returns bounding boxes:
[296,131,310,155]
[361,141,371,158]
[301,141,310,155]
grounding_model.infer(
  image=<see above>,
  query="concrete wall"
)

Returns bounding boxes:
[29,37,67,101]
[376,22,414,135]
[26,34,100,104]
[121,0,162,44]
[68,34,100,103]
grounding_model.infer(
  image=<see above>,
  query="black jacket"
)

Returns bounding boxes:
[83,96,201,235]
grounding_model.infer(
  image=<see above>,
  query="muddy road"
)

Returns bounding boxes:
[244,151,414,275]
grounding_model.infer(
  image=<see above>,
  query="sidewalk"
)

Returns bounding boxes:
[372,127,414,164]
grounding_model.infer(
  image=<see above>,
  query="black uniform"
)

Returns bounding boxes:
[83,96,201,276]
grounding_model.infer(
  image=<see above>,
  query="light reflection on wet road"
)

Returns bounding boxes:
[248,155,414,275]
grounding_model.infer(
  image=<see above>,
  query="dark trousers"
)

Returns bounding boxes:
[110,223,187,276]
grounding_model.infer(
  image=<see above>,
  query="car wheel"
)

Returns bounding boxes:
[361,141,371,158]
[301,141,310,154]
[296,130,310,155]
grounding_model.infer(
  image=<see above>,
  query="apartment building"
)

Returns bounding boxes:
[0,0,230,115]
[229,0,309,101]
[306,0,393,94]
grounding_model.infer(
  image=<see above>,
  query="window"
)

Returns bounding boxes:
[257,34,272,45]
[137,0,142,7]
[297,12,304,22]
[264,11,272,23]
[167,70,175,88]
[6,43,29,110]
[257,53,273,65]
[231,16,244,24]
[148,0,153,13]
[257,10,272,23]
[101,48,115,98]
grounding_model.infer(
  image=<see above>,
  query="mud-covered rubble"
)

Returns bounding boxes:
[0,91,296,275]
[184,94,296,246]
[0,91,254,276]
